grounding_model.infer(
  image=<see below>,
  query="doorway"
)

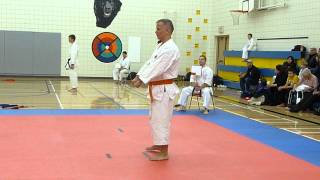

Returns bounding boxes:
[216,35,229,66]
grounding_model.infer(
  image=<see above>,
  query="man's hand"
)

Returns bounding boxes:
[268,84,276,88]
[313,90,320,95]
[70,64,75,70]
[132,76,143,88]
[201,83,209,89]
[194,86,201,92]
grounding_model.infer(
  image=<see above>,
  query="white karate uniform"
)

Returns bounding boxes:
[242,38,257,59]
[68,42,79,89]
[137,39,180,145]
[177,66,214,109]
[113,57,130,81]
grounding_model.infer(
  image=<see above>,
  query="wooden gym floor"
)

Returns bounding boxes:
[0,76,319,142]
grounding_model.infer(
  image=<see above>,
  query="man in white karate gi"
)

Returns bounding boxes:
[113,51,130,83]
[175,55,213,115]
[242,33,257,61]
[67,34,79,93]
[132,19,180,161]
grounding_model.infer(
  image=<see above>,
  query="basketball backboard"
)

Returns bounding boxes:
[258,0,286,10]
[239,0,255,12]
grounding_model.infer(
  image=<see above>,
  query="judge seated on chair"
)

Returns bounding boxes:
[113,51,130,84]
[175,55,214,115]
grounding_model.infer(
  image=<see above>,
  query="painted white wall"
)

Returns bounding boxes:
[211,0,320,55]
[0,0,319,77]
[0,0,214,77]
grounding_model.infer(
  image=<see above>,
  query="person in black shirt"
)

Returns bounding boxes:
[265,65,288,106]
[311,54,320,83]
[306,48,319,73]
[283,56,299,75]
[240,60,261,98]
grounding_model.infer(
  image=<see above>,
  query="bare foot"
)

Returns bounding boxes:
[145,145,161,152]
[148,152,169,161]
[68,88,77,92]
[175,105,186,112]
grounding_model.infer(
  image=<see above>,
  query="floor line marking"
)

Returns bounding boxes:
[48,80,64,109]
[125,86,320,141]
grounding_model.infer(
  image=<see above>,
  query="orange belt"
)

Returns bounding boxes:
[148,79,174,102]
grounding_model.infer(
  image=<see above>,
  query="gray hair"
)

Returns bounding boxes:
[302,68,312,77]
[157,19,174,33]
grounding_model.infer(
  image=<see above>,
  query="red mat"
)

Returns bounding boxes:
[0,115,319,180]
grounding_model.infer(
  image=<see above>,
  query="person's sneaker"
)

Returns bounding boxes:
[247,97,254,103]
[201,108,209,115]
[255,102,262,106]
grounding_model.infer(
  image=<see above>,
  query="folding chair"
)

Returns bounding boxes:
[188,87,216,110]
[120,66,130,85]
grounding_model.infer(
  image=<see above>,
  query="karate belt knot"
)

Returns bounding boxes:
[148,79,174,103]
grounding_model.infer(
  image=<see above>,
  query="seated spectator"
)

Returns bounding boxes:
[313,91,320,115]
[298,61,308,80]
[277,68,299,107]
[175,55,213,115]
[242,33,257,61]
[295,68,318,92]
[312,54,320,83]
[264,65,288,106]
[306,48,318,73]
[283,56,299,74]
[113,51,130,83]
[240,60,261,98]
[289,69,319,112]
[290,83,320,113]
[247,79,268,106]
[291,45,307,58]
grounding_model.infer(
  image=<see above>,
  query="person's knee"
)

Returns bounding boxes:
[182,87,191,92]
[245,78,252,84]
[202,88,211,96]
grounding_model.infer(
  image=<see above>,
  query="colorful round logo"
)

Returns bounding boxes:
[92,32,122,63]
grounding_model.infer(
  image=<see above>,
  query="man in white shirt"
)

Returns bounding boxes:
[113,51,130,83]
[175,55,214,115]
[67,34,79,93]
[132,19,180,161]
[242,33,257,61]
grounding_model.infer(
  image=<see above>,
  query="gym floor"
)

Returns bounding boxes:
[0,77,319,179]
[1,76,319,141]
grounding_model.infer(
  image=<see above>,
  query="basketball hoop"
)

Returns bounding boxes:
[230,10,248,25]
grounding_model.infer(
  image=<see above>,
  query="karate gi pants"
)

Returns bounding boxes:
[150,91,174,145]
[113,69,129,81]
[68,68,78,89]
[177,86,212,109]
[242,47,249,59]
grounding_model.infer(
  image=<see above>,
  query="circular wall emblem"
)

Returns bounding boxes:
[92,32,122,63]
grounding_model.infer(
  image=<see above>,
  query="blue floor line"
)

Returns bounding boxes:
[0,109,319,166]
